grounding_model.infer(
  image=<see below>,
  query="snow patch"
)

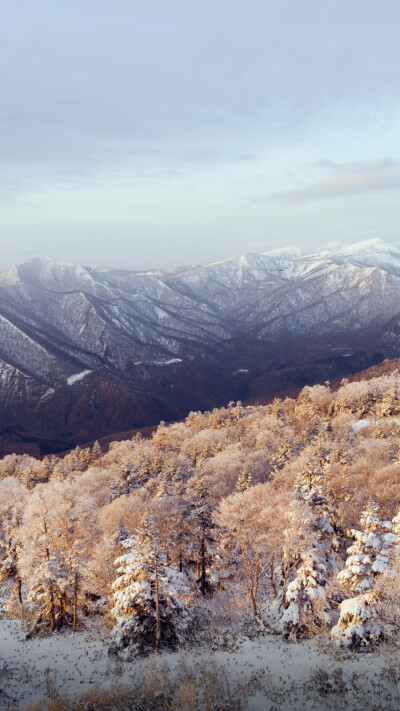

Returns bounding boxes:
[134,358,182,366]
[0,613,397,710]
[67,370,92,385]
[352,419,371,432]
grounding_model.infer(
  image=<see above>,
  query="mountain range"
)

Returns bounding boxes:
[1,237,400,455]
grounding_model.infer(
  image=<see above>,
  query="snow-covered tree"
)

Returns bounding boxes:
[91,440,103,462]
[381,383,400,417]
[331,502,397,648]
[280,545,330,639]
[53,446,92,477]
[110,514,189,656]
[18,482,98,634]
[215,484,287,625]
[185,472,214,596]
[337,502,394,594]
[0,511,23,607]
[0,477,27,610]
[270,439,292,473]
[331,591,382,649]
[280,459,338,639]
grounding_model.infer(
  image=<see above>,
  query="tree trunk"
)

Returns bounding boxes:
[154,556,161,654]
[58,595,65,627]
[250,588,260,626]
[200,537,206,596]
[243,549,261,624]
[270,561,277,599]
[16,577,22,605]
[282,557,289,609]
[49,592,56,631]
[73,578,78,632]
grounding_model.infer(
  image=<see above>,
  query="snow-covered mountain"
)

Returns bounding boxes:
[1,238,400,454]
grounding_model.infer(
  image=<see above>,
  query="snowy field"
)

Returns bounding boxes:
[1,614,399,710]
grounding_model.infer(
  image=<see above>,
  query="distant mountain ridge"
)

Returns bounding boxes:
[1,238,400,455]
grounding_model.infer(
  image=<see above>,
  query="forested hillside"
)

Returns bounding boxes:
[4,240,400,457]
[2,364,400,664]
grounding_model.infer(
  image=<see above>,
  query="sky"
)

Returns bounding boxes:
[1,0,400,270]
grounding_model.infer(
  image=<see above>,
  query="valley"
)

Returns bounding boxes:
[1,238,400,455]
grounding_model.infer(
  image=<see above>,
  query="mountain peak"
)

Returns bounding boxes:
[324,237,398,256]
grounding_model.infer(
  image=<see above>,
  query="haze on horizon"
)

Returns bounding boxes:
[1,0,400,271]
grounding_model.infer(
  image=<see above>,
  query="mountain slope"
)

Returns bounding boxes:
[1,238,400,454]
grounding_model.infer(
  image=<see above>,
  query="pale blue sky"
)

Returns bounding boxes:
[1,0,399,269]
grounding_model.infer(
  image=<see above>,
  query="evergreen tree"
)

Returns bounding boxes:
[337,502,394,594]
[91,440,103,461]
[270,439,292,473]
[110,514,189,656]
[280,459,338,638]
[331,591,382,649]
[109,458,144,499]
[185,473,214,596]
[331,502,397,648]
[280,546,330,638]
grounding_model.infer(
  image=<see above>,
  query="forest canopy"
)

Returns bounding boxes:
[1,366,400,653]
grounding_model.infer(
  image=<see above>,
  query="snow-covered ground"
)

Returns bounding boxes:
[0,613,398,710]
[66,370,92,386]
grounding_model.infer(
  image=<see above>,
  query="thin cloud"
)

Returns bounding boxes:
[266,162,400,203]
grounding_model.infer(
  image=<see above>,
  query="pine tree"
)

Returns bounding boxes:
[331,591,382,649]
[280,546,330,638]
[109,458,142,499]
[270,439,292,473]
[185,473,214,596]
[109,441,167,500]
[156,455,189,500]
[337,502,393,594]
[280,459,338,638]
[110,514,189,656]
[91,440,103,461]
[331,502,397,648]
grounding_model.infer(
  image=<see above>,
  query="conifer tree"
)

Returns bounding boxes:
[109,458,143,499]
[331,502,397,648]
[110,514,189,656]
[91,440,103,461]
[337,502,394,594]
[185,473,214,595]
[280,459,338,638]
[270,439,292,473]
